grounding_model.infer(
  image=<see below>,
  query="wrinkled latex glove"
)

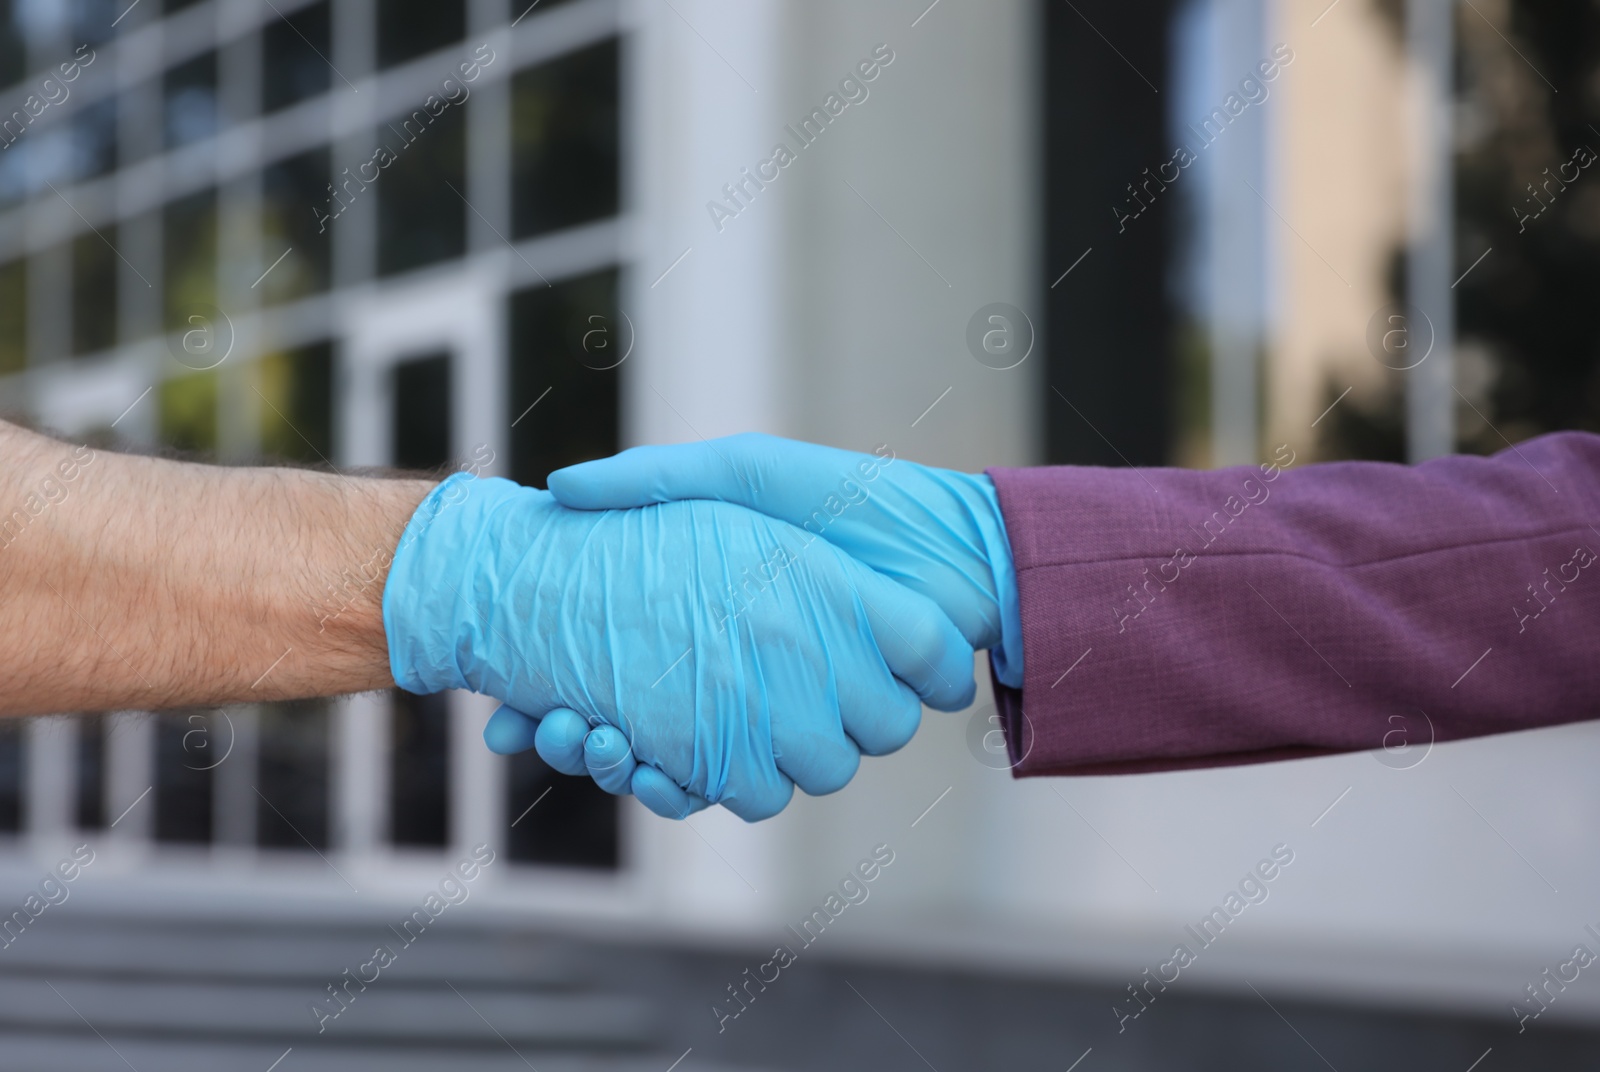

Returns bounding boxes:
[385,472,976,822]
[521,434,1023,786]
[546,433,1023,677]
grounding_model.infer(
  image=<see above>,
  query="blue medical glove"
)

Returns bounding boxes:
[546,434,1024,684]
[385,473,976,822]
[484,704,712,818]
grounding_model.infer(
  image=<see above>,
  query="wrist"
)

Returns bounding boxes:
[383,473,540,697]
[295,471,435,694]
[953,472,1024,688]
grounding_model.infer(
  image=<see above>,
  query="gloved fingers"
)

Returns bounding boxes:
[631,764,711,819]
[847,557,978,714]
[583,724,638,795]
[772,717,862,797]
[483,704,543,755]
[843,678,924,758]
[718,771,796,824]
[532,708,591,775]
[548,433,822,515]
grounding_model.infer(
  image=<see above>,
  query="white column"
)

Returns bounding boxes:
[620,0,787,919]
[1405,0,1454,461]
[623,0,786,446]
[105,711,155,844]
[211,707,259,848]
[332,692,388,856]
[24,716,74,843]
[450,691,503,861]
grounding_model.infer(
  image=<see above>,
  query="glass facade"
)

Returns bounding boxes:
[0,0,625,872]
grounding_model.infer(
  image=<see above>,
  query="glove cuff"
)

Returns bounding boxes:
[969,474,1025,689]
[383,471,521,695]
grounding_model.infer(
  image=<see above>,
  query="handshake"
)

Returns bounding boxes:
[383,434,1023,822]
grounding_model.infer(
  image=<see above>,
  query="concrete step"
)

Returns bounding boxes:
[0,1034,753,1072]
[0,975,656,1047]
[0,916,584,986]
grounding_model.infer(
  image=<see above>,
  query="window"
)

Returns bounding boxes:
[392,350,451,470]
[0,0,23,93]
[506,269,622,868]
[377,0,466,70]
[262,1,332,114]
[391,691,450,848]
[76,717,106,829]
[163,188,217,335]
[507,749,618,869]
[375,104,466,276]
[507,0,584,18]
[507,268,621,487]
[0,722,20,834]
[0,0,628,875]
[164,51,220,150]
[0,136,27,209]
[0,259,24,373]
[159,371,218,455]
[155,712,213,843]
[255,341,334,464]
[511,40,620,240]
[257,700,330,851]
[72,227,117,356]
[70,0,121,48]
[389,351,453,848]
[1041,0,1174,466]
[260,149,332,305]
[69,96,118,182]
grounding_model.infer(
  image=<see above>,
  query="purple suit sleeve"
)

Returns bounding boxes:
[985,432,1600,776]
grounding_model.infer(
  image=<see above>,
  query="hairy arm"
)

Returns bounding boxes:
[0,420,433,716]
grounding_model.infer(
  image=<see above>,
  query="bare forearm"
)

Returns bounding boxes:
[0,421,433,715]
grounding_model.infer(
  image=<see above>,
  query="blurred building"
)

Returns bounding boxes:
[0,0,1596,1068]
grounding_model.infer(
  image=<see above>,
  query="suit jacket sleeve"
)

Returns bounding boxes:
[985,431,1600,776]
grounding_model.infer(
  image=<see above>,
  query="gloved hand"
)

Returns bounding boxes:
[518,434,1023,782]
[384,472,976,822]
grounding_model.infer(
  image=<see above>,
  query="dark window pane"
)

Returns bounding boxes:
[163,188,216,334]
[0,721,21,833]
[158,371,218,454]
[257,699,329,851]
[260,148,331,304]
[0,138,26,209]
[508,268,621,487]
[387,350,452,846]
[508,750,617,869]
[375,104,465,276]
[72,227,116,356]
[69,96,117,181]
[392,350,451,469]
[0,0,24,92]
[390,690,449,847]
[256,340,333,463]
[0,259,25,373]
[505,269,620,870]
[377,0,465,70]
[164,51,218,149]
[1453,6,1600,447]
[70,0,121,47]
[155,711,213,843]
[76,716,105,829]
[263,1,331,114]
[511,39,619,240]
[164,0,207,13]
[507,0,582,20]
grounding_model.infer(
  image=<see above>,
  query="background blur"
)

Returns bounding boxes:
[0,0,1596,1068]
